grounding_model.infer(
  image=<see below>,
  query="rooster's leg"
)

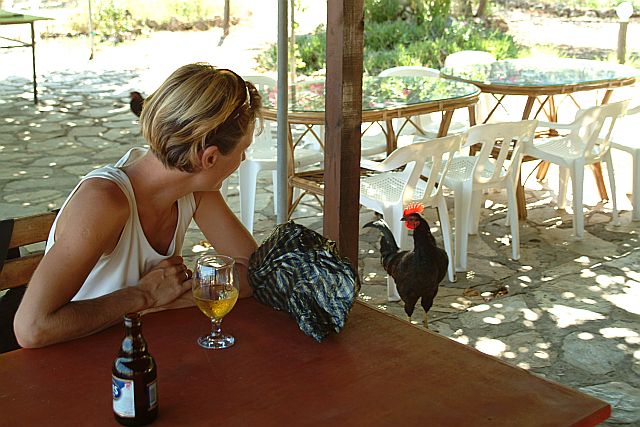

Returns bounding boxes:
[423,311,429,328]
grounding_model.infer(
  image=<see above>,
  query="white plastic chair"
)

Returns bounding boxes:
[377,66,468,138]
[360,133,465,300]
[378,65,441,78]
[524,100,630,238]
[425,120,538,272]
[444,50,496,124]
[239,75,324,234]
[611,103,640,220]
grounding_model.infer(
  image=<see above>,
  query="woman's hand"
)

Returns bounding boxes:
[137,256,193,309]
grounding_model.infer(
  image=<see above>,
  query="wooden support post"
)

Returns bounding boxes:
[324,0,364,268]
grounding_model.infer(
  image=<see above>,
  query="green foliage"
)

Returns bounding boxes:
[82,0,223,43]
[107,0,222,23]
[423,0,452,20]
[168,0,207,22]
[365,0,403,22]
[363,17,520,75]
[295,26,327,75]
[257,25,328,76]
[365,20,428,51]
[94,0,136,41]
[256,5,522,77]
[364,0,452,23]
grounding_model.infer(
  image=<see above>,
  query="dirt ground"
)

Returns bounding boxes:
[502,8,640,60]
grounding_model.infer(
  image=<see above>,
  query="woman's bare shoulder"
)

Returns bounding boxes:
[56,178,131,237]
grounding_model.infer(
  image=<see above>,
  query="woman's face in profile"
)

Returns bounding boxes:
[219,129,253,178]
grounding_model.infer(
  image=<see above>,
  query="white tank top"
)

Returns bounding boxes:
[46,148,196,301]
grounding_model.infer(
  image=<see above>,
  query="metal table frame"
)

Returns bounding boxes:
[0,10,53,104]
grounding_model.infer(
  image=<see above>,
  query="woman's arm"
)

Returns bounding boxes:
[14,180,192,348]
[192,191,258,298]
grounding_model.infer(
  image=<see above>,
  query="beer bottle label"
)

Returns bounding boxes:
[148,380,158,409]
[112,376,135,417]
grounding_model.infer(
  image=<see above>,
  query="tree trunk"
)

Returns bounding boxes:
[223,0,230,37]
[476,0,488,17]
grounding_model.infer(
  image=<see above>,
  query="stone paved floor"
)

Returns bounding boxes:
[2,67,640,424]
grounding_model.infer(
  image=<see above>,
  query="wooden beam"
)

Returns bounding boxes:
[324,0,364,267]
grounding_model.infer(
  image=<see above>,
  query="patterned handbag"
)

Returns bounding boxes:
[248,221,360,342]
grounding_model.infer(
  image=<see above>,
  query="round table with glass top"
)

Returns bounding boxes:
[440,57,638,123]
[441,58,638,218]
[259,76,480,154]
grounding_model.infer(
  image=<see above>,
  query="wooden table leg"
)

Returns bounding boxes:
[468,105,477,127]
[384,118,396,155]
[535,96,557,182]
[516,173,527,221]
[437,110,454,138]
[522,96,536,121]
[516,96,537,220]
[547,95,557,122]
[601,89,613,105]
[590,89,614,201]
[536,161,551,181]
[591,162,609,201]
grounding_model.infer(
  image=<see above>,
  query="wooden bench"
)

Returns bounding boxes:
[0,211,57,352]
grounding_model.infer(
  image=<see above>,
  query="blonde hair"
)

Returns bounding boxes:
[139,63,262,172]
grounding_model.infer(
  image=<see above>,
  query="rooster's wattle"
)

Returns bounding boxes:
[364,203,449,325]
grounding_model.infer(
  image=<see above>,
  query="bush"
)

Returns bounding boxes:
[365,0,403,22]
[296,25,328,75]
[365,20,428,52]
[255,10,522,77]
[67,0,227,43]
[256,25,327,76]
[94,0,136,42]
[363,17,520,74]
[365,0,452,23]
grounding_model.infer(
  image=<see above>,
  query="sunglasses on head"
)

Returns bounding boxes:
[218,68,251,119]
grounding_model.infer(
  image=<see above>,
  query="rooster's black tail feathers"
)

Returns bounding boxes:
[363,219,399,260]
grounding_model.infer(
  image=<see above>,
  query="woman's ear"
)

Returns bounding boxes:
[200,145,220,170]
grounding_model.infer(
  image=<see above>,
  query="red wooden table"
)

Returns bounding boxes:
[0,299,610,426]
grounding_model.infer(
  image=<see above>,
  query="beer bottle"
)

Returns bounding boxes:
[112,313,158,426]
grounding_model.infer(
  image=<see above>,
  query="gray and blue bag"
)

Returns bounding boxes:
[248,221,360,342]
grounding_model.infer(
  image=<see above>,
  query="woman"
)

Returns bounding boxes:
[14,63,261,348]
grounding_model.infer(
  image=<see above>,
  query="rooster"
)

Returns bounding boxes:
[129,91,144,117]
[363,203,448,326]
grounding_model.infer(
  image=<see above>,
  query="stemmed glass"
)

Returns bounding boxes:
[192,254,239,349]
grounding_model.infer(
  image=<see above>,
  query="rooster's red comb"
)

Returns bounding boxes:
[403,202,424,217]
